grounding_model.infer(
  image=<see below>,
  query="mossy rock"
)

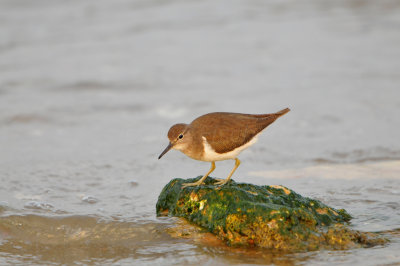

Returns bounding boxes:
[156,176,386,251]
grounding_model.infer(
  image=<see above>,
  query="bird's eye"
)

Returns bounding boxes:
[178,134,184,139]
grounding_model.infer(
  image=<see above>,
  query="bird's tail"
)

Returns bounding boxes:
[255,107,290,130]
[251,108,291,119]
[275,108,290,117]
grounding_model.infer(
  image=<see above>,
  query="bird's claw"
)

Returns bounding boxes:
[213,178,229,186]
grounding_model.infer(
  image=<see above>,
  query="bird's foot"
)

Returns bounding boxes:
[181,181,204,188]
[213,178,230,186]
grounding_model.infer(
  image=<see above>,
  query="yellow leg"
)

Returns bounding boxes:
[182,162,216,188]
[214,158,241,186]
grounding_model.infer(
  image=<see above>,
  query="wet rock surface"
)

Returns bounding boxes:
[157,176,386,251]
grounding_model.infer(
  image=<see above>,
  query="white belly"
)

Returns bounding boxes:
[201,135,259,162]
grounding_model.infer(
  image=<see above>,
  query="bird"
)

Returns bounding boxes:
[158,108,290,188]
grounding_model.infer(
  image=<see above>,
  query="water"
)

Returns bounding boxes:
[1,0,400,264]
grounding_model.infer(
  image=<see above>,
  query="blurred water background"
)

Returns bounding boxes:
[0,0,400,265]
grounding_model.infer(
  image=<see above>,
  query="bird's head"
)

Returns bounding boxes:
[158,123,190,159]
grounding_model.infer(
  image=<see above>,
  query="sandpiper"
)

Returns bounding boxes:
[158,108,290,188]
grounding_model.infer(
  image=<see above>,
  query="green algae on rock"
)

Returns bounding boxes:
[156,176,386,251]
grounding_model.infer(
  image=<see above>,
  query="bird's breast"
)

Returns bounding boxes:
[200,135,259,162]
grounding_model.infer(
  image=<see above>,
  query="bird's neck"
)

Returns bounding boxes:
[180,133,204,161]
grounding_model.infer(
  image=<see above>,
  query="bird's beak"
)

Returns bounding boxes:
[158,142,173,159]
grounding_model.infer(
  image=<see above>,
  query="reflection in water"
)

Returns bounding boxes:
[0,215,310,265]
[0,212,397,265]
[0,215,170,264]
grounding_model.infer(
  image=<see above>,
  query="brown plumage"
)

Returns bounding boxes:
[158,108,290,188]
[190,108,290,154]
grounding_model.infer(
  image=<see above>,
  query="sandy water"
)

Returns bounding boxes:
[1,0,400,265]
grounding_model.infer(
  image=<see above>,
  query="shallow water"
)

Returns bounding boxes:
[1,0,400,265]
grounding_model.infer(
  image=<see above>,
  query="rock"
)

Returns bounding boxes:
[156,176,386,251]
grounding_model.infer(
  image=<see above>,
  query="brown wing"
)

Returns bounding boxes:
[190,108,289,153]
